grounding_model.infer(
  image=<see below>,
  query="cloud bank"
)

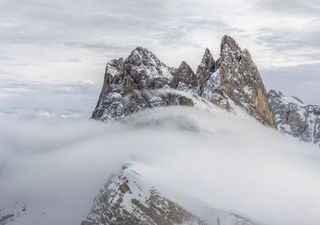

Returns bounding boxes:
[1,106,319,225]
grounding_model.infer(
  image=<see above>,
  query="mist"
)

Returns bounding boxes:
[1,105,320,225]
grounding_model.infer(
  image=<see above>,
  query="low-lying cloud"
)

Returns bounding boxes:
[1,106,319,225]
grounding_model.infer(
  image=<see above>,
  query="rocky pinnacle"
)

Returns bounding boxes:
[92,35,276,128]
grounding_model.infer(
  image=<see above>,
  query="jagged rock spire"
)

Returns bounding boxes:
[217,35,276,127]
[91,36,276,128]
[220,35,241,61]
[196,48,216,84]
[171,61,196,89]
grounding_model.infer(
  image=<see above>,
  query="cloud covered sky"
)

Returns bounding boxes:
[0,0,319,104]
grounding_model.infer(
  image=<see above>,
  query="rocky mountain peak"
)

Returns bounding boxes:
[176,61,194,77]
[125,46,164,68]
[196,48,216,83]
[220,35,242,62]
[171,61,197,91]
[217,36,276,127]
[92,35,276,128]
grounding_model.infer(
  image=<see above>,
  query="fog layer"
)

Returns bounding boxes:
[0,106,319,225]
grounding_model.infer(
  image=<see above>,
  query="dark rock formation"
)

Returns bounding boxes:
[171,61,198,91]
[91,35,276,128]
[268,90,320,146]
[91,47,198,121]
[197,48,216,94]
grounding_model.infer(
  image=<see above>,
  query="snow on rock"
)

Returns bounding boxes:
[196,48,216,85]
[217,36,275,127]
[81,163,259,225]
[0,200,26,225]
[268,90,320,147]
[81,163,208,225]
[91,36,276,128]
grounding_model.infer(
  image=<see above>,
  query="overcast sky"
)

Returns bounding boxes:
[0,0,319,104]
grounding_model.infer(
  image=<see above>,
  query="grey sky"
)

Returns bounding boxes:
[0,0,319,104]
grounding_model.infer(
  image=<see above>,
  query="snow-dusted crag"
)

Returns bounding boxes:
[268,90,320,146]
[216,36,275,127]
[92,35,276,128]
[91,48,195,121]
[81,164,258,225]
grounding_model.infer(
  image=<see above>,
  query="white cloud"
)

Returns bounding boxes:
[1,106,319,225]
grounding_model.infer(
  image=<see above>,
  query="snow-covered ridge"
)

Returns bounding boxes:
[268,89,320,147]
[81,163,258,225]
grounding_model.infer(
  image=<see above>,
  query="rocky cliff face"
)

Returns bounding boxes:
[92,35,276,128]
[268,90,320,146]
[217,36,275,127]
[81,164,258,225]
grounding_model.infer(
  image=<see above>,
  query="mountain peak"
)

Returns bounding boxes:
[92,36,276,128]
[217,36,276,127]
[204,47,211,54]
[179,61,193,71]
[126,46,163,68]
[196,48,216,83]
[221,35,241,54]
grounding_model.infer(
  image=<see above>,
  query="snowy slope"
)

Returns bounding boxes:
[82,162,257,225]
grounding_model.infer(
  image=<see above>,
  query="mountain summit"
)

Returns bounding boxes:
[92,35,276,128]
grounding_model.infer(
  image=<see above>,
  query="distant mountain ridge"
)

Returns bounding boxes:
[268,90,320,147]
